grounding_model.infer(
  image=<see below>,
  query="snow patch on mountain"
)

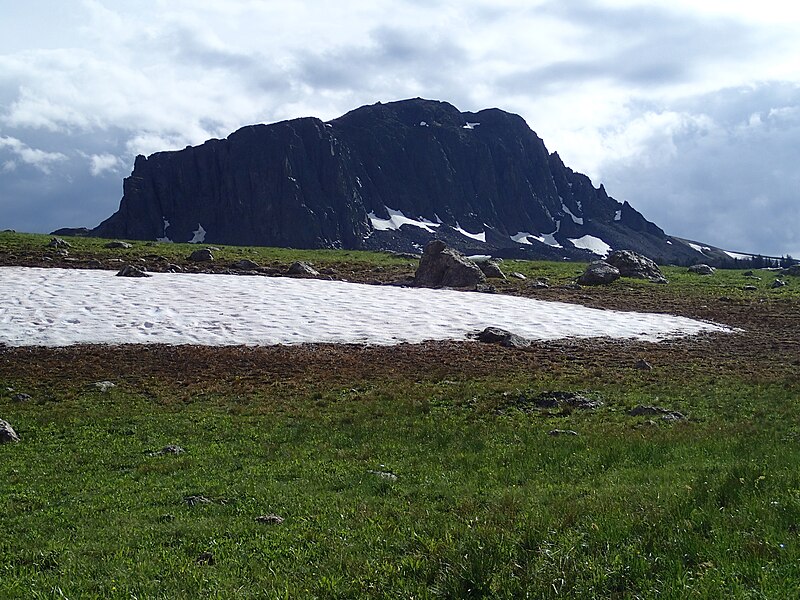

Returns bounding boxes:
[569,235,611,257]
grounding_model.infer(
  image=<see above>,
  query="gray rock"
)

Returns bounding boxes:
[11,393,31,402]
[188,248,214,262]
[104,241,132,249]
[771,279,787,289]
[47,237,71,248]
[634,359,653,370]
[232,259,260,270]
[548,429,579,436]
[477,259,506,279]
[606,250,668,283]
[577,261,620,285]
[287,261,319,276]
[0,419,20,443]
[628,405,686,421]
[195,552,215,565]
[511,272,527,280]
[367,469,398,481]
[185,495,212,506]
[743,285,758,291]
[255,514,285,525]
[688,264,716,275]
[151,444,186,456]
[116,265,150,278]
[415,240,486,288]
[92,381,116,392]
[476,327,531,349]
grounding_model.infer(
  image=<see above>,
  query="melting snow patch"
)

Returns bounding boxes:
[614,210,622,222]
[687,242,711,254]
[189,224,207,244]
[0,267,730,347]
[512,232,533,245]
[462,122,480,129]
[368,207,440,233]
[419,121,428,127]
[569,235,611,257]
[156,217,172,243]
[724,251,752,261]
[562,203,583,225]
[454,223,486,243]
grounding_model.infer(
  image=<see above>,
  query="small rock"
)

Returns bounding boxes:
[47,237,71,248]
[116,265,150,278]
[475,283,496,293]
[476,327,530,349]
[151,445,186,456]
[771,279,787,289]
[232,259,260,270]
[548,429,578,436]
[188,248,214,262]
[477,259,506,279]
[185,495,212,506]
[195,552,215,566]
[1,419,20,443]
[166,263,183,272]
[628,405,686,421]
[255,514,285,525]
[634,359,653,370]
[104,241,132,249]
[287,261,319,276]
[11,393,31,402]
[577,261,620,285]
[367,469,398,481]
[742,285,758,291]
[92,381,116,392]
[511,272,527,280]
[688,264,716,275]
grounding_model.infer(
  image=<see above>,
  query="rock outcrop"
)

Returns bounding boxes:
[578,261,620,285]
[89,98,704,264]
[606,250,668,283]
[414,240,485,288]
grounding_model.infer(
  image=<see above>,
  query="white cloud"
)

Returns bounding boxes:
[87,153,123,176]
[0,135,67,173]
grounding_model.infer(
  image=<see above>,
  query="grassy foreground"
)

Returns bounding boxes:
[1,233,799,598]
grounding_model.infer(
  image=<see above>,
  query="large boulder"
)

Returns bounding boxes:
[577,261,620,285]
[287,261,320,276]
[688,264,715,275]
[0,419,20,443]
[606,250,667,283]
[476,327,530,349]
[476,259,506,279]
[188,248,214,262]
[415,240,486,288]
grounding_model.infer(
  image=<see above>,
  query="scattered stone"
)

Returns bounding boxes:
[606,250,668,283]
[287,261,319,276]
[255,514,285,525]
[474,283,496,293]
[104,241,132,249]
[548,429,579,436]
[151,445,186,456]
[477,259,506,279]
[688,264,716,275]
[195,552,215,566]
[501,390,602,413]
[414,240,486,289]
[92,381,116,392]
[116,264,151,278]
[0,419,20,443]
[634,359,653,370]
[742,285,758,291]
[476,327,531,349]
[390,252,422,260]
[628,405,686,421]
[232,259,260,270]
[47,237,71,248]
[184,495,212,506]
[367,469,398,481]
[166,263,183,272]
[188,248,214,262]
[771,279,787,289]
[577,261,620,285]
[511,272,527,280]
[12,393,31,402]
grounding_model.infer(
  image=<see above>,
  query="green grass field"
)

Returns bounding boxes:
[1,232,799,598]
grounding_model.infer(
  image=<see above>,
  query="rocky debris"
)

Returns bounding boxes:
[548,429,579,436]
[255,514,285,525]
[47,237,71,248]
[150,444,186,456]
[188,248,214,262]
[104,241,132,249]
[367,469,398,481]
[476,258,506,279]
[1,419,20,443]
[511,272,527,280]
[782,265,800,277]
[771,279,787,289]
[195,552,215,566]
[476,327,531,349]
[389,252,422,260]
[12,393,31,402]
[414,240,486,288]
[628,405,686,421]
[184,495,213,506]
[475,283,496,293]
[577,261,620,285]
[688,264,716,275]
[529,279,549,289]
[287,261,319,276]
[500,390,603,413]
[166,263,183,272]
[634,359,653,370]
[606,250,668,283]
[232,259,260,270]
[116,265,150,278]
[92,381,116,392]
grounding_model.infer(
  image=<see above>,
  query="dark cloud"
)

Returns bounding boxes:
[600,83,800,257]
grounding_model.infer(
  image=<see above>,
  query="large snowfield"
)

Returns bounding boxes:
[0,267,728,347]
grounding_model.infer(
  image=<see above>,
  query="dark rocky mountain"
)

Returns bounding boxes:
[90,98,707,263]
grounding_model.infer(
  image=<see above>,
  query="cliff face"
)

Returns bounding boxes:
[92,98,701,262]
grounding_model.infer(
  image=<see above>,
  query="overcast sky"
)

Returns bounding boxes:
[1,0,799,257]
